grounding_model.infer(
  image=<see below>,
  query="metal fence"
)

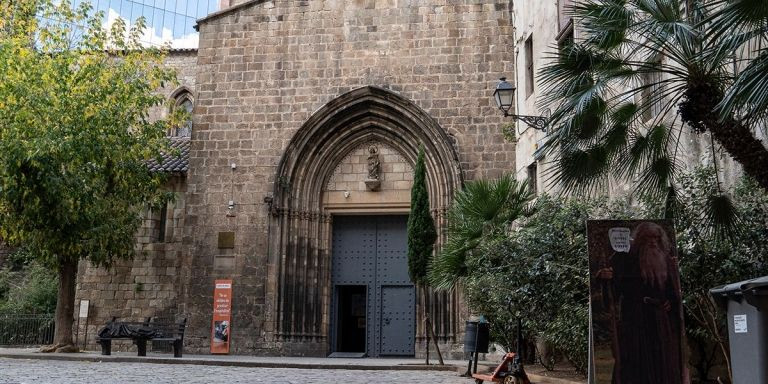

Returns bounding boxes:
[0,314,55,346]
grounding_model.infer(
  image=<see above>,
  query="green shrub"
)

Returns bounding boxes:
[464,195,631,374]
[0,249,57,315]
[462,168,767,378]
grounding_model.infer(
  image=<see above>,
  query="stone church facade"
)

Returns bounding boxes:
[76,0,516,357]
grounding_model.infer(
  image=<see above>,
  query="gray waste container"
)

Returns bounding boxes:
[463,320,490,353]
[710,276,768,384]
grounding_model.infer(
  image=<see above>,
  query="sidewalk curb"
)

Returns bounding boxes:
[0,352,457,372]
[0,352,586,383]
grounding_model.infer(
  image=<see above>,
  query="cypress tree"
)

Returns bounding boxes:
[407,146,437,285]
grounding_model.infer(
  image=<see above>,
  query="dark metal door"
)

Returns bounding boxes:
[374,216,414,356]
[379,285,415,355]
[331,215,414,357]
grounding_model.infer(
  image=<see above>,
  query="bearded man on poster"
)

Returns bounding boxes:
[596,222,685,384]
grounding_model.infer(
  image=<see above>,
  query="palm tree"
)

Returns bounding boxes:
[537,0,767,233]
[428,174,532,289]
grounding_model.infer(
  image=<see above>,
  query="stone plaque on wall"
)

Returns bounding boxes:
[217,232,235,249]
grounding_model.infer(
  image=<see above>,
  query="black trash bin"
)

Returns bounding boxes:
[710,276,768,384]
[463,320,489,354]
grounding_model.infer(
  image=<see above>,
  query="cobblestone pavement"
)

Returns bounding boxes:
[0,358,471,384]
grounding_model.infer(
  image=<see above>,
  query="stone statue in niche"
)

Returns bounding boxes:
[365,145,381,191]
[367,145,380,179]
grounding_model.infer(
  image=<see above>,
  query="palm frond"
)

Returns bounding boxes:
[454,176,508,222]
[616,124,665,175]
[574,0,632,50]
[563,95,608,142]
[705,28,763,68]
[602,103,634,152]
[702,193,741,240]
[634,155,678,198]
[428,175,532,290]
[545,145,611,195]
[719,49,768,122]
[538,44,600,114]
[703,0,768,122]
[428,238,472,290]
[704,0,768,44]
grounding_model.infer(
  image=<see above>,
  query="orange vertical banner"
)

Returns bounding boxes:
[211,279,232,354]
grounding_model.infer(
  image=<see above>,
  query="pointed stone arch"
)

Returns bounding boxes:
[274,86,462,210]
[169,85,194,101]
[268,86,463,352]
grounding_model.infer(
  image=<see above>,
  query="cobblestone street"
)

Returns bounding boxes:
[0,358,470,384]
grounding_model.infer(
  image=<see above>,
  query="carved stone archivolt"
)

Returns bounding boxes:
[269,86,463,345]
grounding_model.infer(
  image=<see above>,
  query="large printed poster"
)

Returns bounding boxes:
[587,220,688,384]
[211,279,232,354]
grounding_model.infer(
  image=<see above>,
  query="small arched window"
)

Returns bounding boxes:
[169,91,193,138]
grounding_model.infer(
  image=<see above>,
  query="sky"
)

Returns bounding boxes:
[73,0,219,49]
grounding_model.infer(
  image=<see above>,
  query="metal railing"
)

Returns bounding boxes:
[0,314,55,346]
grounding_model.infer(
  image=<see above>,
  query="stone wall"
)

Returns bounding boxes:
[148,49,198,123]
[178,0,515,356]
[323,142,413,210]
[75,175,187,351]
[74,50,197,351]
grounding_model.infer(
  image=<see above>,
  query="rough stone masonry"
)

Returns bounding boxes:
[76,0,516,357]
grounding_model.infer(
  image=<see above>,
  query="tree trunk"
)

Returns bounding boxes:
[427,316,445,365]
[707,118,768,191]
[682,82,768,191]
[53,258,78,347]
[423,285,430,365]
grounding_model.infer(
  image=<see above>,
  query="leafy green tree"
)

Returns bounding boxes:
[0,1,178,350]
[538,0,768,233]
[464,195,631,375]
[407,146,437,286]
[429,174,532,289]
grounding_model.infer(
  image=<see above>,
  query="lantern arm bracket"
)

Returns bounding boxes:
[503,109,551,132]
[512,114,549,132]
[492,77,550,132]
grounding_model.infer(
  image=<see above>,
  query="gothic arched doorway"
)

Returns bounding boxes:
[269,86,463,356]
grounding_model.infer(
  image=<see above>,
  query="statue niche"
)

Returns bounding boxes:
[365,145,381,191]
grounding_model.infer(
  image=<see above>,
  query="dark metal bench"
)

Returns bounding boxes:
[96,316,186,357]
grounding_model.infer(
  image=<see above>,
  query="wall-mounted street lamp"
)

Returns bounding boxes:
[493,77,550,132]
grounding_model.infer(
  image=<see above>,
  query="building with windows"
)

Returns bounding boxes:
[67,0,766,361]
[510,0,750,198]
[75,0,516,357]
[509,0,573,195]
